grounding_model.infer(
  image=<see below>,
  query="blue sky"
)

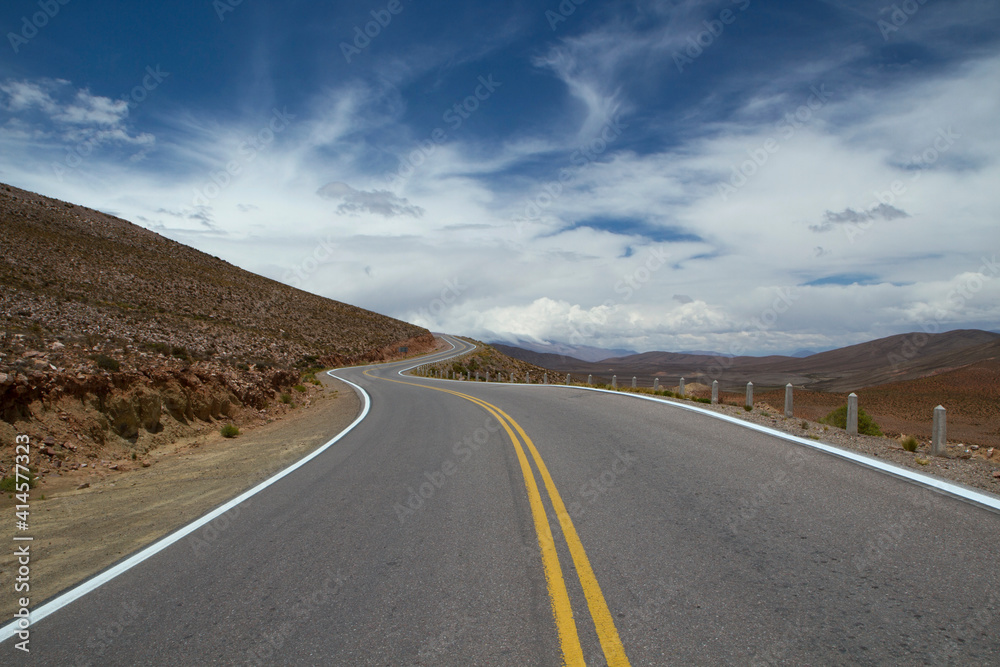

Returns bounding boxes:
[1,0,999,355]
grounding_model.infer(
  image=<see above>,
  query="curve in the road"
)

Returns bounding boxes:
[367,368,630,666]
[0,336,472,644]
[410,340,1000,516]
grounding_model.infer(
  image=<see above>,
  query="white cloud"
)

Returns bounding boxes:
[0,78,153,159]
[1,49,998,355]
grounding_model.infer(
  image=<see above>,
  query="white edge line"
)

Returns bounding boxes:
[413,373,1000,514]
[397,335,474,377]
[1,370,378,641]
[1,334,477,641]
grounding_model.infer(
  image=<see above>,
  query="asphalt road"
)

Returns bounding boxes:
[4,335,1000,665]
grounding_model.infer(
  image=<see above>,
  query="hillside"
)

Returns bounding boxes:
[488,338,636,362]
[500,331,1000,449]
[0,183,430,368]
[497,330,1000,393]
[0,183,433,478]
[414,338,557,382]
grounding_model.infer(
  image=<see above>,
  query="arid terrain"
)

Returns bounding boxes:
[414,344,1000,494]
[414,338,558,382]
[0,371,360,619]
[497,330,1000,451]
[0,183,434,483]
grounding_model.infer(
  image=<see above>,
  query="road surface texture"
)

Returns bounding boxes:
[4,336,999,665]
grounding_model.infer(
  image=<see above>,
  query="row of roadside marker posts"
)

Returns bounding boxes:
[429,369,950,456]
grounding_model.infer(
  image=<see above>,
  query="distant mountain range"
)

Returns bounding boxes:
[486,338,636,363]
[494,329,1000,393]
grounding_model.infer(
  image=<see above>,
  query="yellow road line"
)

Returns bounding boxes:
[366,370,630,666]
[463,397,585,666]
[500,407,630,666]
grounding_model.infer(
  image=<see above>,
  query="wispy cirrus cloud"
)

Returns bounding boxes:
[0,79,153,151]
[1,1,998,355]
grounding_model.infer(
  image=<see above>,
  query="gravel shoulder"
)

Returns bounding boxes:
[603,388,1000,497]
[0,373,360,620]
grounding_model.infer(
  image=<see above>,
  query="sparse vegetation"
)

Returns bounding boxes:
[280,393,292,404]
[743,405,753,411]
[417,339,552,384]
[220,424,239,438]
[92,354,120,372]
[293,384,307,393]
[0,467,37,492]
[901,435,920,452]
[145,341,169,355]
[800,420,809,430]
[820,405,883,436]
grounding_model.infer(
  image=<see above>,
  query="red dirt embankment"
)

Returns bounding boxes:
[747,358,1000,449]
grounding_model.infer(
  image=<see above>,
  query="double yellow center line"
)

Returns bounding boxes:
[367,370,630,665]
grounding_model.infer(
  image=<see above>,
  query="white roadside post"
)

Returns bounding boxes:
[566,374,571,385]
[746,381,753,409]
[632,376,637,389]
[711,380,719,404]
[587,374,592,385]
[932,405,947,457]
[653,378,659,391]
[525,372,530,384]
[679,377,685,397]
[543,373,548,384]
[784,383,794,418]
[612,375,617,388]
[847,393,859,435]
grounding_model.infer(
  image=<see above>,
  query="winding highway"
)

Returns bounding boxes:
[4,335,1000,665]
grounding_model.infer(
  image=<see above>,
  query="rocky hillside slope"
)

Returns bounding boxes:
[0,183,433,479]
[412,339,560,382]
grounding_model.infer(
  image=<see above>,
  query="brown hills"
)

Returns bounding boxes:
[496,329,1000,393]
[0,183,432,478]
[0,183,431,370]
[497,329,1000,448]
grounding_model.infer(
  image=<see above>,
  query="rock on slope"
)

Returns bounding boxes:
[0,183,433,476]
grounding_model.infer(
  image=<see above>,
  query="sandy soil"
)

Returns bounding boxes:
[703,399,1000,497]
[625,385,1000,497]
[0,373,360,620]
